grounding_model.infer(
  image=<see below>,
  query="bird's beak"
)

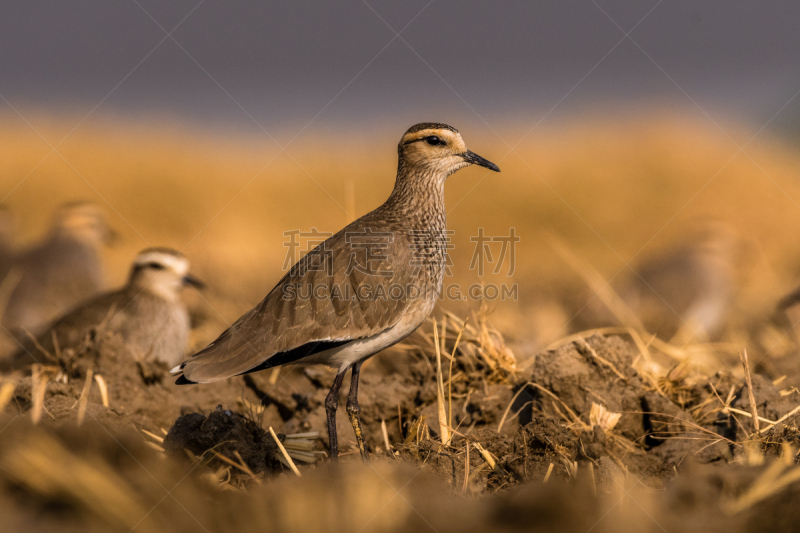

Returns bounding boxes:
[461,150,500,172]
[182,273,205,289]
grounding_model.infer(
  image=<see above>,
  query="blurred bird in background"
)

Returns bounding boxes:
[615,222,745,344]
[770,279,800,350]
[1,202,116,340]
[3,248,203,370]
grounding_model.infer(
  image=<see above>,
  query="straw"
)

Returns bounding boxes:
[269,426,301,477]
[473,443,496,470]
[432,318,450,445]
[31,365,49,425]
[0,381,15,413]
[462,442,470,493]
[381,419,391,452]
[94,374,109,408]
[739,350,759,432]
[543,463,554,483]
[449,319,468,432]
[76,369,94,426]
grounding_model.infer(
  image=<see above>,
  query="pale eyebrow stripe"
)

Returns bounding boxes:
[402,135,447,146]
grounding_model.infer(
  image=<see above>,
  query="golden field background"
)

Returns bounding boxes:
[2,109,800,355]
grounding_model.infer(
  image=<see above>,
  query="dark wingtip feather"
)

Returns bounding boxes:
[175,375,195,386]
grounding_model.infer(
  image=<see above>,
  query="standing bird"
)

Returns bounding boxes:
[616,222,742,343]
[171,123,499,461]
[3,202,115,338]
[5,248,203,369]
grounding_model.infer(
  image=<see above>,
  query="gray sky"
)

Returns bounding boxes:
[2,1,800,136]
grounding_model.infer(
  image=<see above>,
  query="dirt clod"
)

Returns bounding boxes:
[164,407,282,476]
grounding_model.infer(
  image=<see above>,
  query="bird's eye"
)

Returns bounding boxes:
[425,136,444,146]
[146,262,165,270]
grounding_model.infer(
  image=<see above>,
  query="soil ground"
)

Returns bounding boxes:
[4,115,800,531]
[4,322,800,533]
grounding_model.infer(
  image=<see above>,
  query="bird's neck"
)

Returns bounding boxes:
[127,277,181,303]
[49,230,100,250]
[384,161,447,231]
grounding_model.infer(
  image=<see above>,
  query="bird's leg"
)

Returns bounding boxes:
[346,360,370,462]
[325,370,347,462]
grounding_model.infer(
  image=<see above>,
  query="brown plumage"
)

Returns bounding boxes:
[616,222,742,343]
[172,123,500,461]
[2,202,116,338]
[4,248,203,370]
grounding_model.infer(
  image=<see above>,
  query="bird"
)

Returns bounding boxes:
[4,248,203,370]
[2,202,116,339]
[171,123,500,461]
[615,222,742,343]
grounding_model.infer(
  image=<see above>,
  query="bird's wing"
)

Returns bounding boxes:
[178,223,421,383]
[5,241,103,333]
[5,291,129,369]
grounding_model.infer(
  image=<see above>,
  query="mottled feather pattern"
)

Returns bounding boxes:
[181,199,448,382]
[8,285,190,369]
[177,123,498,384]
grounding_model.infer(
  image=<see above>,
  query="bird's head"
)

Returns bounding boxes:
[51,201,117,246]
[129,248,204,301]
[398,123,500,178]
